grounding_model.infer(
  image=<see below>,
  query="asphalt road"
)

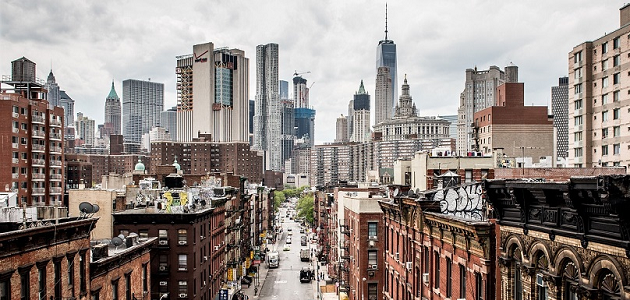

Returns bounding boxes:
[257,208,315,300]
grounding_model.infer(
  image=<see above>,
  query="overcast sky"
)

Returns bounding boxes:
[1,1,625,144]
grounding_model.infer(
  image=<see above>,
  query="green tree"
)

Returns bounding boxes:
[296,193,314,224]
[273,191,285,212]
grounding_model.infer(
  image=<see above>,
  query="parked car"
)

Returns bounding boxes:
[286,237,292,244]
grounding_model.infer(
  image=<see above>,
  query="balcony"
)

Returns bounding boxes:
[32,188,45,194]
[32,144,45,152]
[49,133,61,140]
[50,160,62,167]
[50,187,62,194]
[32,130,45,138]
[32,115,44,124]
[49,119,62,127]
[50,174,62,180]
[32,158,45,166]
[50,147,62,153]
[32,173,45,180]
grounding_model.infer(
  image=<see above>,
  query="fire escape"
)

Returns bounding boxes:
[339,220,351,294]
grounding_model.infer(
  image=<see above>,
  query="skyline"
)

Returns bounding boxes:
[1,1,624,144]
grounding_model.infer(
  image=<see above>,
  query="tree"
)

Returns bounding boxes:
[296,193,314,224]
[273,191,285,212]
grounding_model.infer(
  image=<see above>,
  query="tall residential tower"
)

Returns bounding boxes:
[551,77,569,162]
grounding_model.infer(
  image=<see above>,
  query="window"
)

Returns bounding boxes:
[112,279,119,300]
[20,269,30,300]
[574,116,583,126]
[574,67,582,79]
[446,257,452,297]
[434,251,440,289]
[142,264,148,293]
[80,251,87,294]
[536,274,548,300]
[368,283,378,300]
[603,111,609,121]
[68,255,75,297]
[602,145,609,156]
[178,229,187,245]
[614,126,621,137]
[614,144,620,155]
[178,281,188,295]
[368,222,377,238]
[602,94,608,105]
[614,73,620,85]
[614,108,620,120]
[460,264,466,299]
[603,59,609,71]
[574,131,583,142]
[514,266,523,300]
[602,128,609,138]
[614,55,621,67]
[603,42,609,54]
[54,260,62,300]
[574,51,582,63]
[465,170,473,183]
[368,250,377,266]
[574,83,582,94]
[614,90,620,102]
[138,229,148,240]
[178,254,188,271]
[423,247,430,274]
[476,273,484,300]
[91,290,100,300]
[614,37,621,49]
[0,277,10,300]
[39,265,47,300]
[603,77,609,88]
[574,99,583,110]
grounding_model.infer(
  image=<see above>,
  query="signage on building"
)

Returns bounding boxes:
[194,50,208,63]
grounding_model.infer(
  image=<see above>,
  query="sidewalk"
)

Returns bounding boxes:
[241,263,270,300]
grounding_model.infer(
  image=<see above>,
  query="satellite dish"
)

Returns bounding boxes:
[416,188,421,194]
[111,237,124,247]
[79,202,94,213]
[393,188,400,197]
[92,204,100,213]
[118,234,125,239]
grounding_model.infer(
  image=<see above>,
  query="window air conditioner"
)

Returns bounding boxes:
[159,281,167,286]
[178,241,187,245]
[159,266,167,271]
[179,293,188,298]
[406,262,412,270]
[214,246,219,251]
[200,235,205,240]
[422,273,429,283]
[204,256,208,261]
[395,253,399,261]
[369,236,377,240]
[368,271,375,277]
[368,240,375,247]
[159,240,168,245]
[371,264,378,269]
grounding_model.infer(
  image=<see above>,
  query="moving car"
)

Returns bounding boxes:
[300,268,313,283]
[300,248,310,262]
[267,251,279,268]
[286,237,292,244]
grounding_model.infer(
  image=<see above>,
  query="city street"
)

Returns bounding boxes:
[257,208,316,300]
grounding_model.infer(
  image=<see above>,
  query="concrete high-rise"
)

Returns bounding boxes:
[60,90,74,127]
[569,5,630,169]
[376,5,398,121]
[280,80,289,100]
[350,80,371,143]
[76,112,95,147]
[456,65,518,155]
[160,106,177,141]
[293,75,309,108]
[176,42,250,143]
[254,43,286,171]
[375,66,393,125]
[551,77,569,161]
[335,114,348,143]
[122,79,164,144]
[103,81,122,137]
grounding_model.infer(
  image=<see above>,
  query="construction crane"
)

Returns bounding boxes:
[293,70,311,77]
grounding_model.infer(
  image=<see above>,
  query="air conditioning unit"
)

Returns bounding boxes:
[395,252,399,261]
[178,241,187,245]
[159,266,167,271]
[214,246,219,251]
[179,293,188,298]
[159,281,167,286]
[158,240,168,245]
[422,273,429,283]
[370,264,378,269]
[204,256,208,261]
[368,271,375,277]
[200,235,205,240]
[368,240,375,248]
[405,262,412,270]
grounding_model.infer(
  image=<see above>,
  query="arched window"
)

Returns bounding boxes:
[598,269,621,300]
[561,261,579,300]
[534,252,549,300]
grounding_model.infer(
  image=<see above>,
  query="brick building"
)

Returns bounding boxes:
[1,57,65,206]
[487,175,630,300]
[379,184,495,300]
[65,154,93,189]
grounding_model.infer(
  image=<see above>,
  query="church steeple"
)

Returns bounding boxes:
[107,81,119,100]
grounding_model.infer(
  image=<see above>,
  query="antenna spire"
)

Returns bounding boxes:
[385,3,389,40]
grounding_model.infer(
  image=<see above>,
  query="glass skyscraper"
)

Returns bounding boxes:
[376,5,398,122]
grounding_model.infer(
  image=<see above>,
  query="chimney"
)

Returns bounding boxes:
[621,4,630,27]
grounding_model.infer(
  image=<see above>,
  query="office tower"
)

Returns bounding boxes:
[376,5,398,120]
[335,114,348,143]
[551,77,569,161]
[438,115,458,139]
[456,65,518,155]
[293,75,309,108]
[60,90,74,127]
[375,66,392,125]
[76,112,96,146]
[280,80,289,99]
[44,70,60,108]
[249,99,255,137]
[254,43,286,171]
[176,42,250,143]
[104,81,122,137]
[161,106,177,141]
[350,80,371,143]
[294,106,315,147]
[122,79,164,144]
[569,5,630,169]
[347,100,354,139]
[1,57,65,206]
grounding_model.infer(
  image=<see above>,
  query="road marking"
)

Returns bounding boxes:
[274,280,287,284]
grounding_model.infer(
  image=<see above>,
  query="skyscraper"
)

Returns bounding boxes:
[375,66,392,125]
[551,77,569,161]
[293,76,309,108]
[59,90,74,128]
[104,81,122,137]
[279,80,289,100]
[176,42,250,143]
[376,5,397,121]
[350,80,371,143]
[76,112,96,146]
[122,79,164,144]
[456,65,518,155]
[335,114,348,143]
[160,106,177,141]
[254,43,287,171]
[44,70,60,108]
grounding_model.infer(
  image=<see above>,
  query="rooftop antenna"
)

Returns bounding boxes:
[385,3,389,40]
